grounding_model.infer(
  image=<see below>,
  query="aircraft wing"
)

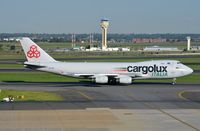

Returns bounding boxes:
[74,73,144,79]
[74,74,119,78]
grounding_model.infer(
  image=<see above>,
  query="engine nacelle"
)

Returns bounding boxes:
[119,76,132,84]
[95,76,108,84]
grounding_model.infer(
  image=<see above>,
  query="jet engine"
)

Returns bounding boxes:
[95,76,108,84]
[119,76,132,84]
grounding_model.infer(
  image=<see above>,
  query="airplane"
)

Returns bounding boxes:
[19,37,193,84]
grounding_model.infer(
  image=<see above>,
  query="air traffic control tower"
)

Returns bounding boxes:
[100,19,109,50]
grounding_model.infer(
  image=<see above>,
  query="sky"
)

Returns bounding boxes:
[0,0,200,34]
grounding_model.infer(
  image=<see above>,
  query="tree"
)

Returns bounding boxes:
[0,44,3,50]
[10,45,16,50]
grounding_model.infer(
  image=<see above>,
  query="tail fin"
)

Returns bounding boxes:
[19,37,56,63]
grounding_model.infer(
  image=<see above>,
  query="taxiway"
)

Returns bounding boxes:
[0,82,199,131]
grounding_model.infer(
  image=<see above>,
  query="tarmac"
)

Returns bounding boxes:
[0,82,199,131]
[0,82,200,110]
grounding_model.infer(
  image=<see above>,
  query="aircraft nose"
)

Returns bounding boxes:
[188,67,193,74]
[185,66,193,75]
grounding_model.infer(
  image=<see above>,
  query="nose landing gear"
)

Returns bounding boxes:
[172,78,176,85]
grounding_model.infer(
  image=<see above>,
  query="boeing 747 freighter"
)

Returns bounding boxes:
[19,38,193,84]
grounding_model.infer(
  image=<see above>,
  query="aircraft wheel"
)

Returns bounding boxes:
[172,78,176,85]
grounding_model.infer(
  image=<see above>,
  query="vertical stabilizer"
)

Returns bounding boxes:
[19,37,56,63]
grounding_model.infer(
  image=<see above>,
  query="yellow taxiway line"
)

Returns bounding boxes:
[76,91,93,101]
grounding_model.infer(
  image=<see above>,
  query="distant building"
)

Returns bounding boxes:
[3,37,20,42]
[143,46,179,51]
[53,48,70,52]
[85,47,130,52]
[73,46,85,51]
[132,38,167,43]
[121,48,130,52]
[191,46,200,51]
[86,47,101,51]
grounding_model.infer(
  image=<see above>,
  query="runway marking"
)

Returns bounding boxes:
[76,91,93,101]
[126,90,200,131]
[178,90,200,101]
[143,102,200,131]
[159,108,200,131]
[178,90,189,101]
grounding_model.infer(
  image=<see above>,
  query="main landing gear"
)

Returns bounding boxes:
[172,78,176,85]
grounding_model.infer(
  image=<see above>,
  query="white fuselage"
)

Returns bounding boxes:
[26,60,193,80]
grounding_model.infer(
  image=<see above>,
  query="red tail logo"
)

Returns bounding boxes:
[27,45,40,58]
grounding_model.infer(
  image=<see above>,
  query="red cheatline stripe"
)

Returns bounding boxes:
[113,69,128,72]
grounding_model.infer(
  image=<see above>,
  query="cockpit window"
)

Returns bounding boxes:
[176,62,183,69]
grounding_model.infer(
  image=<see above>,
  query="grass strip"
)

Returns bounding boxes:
[0,90,64,101]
